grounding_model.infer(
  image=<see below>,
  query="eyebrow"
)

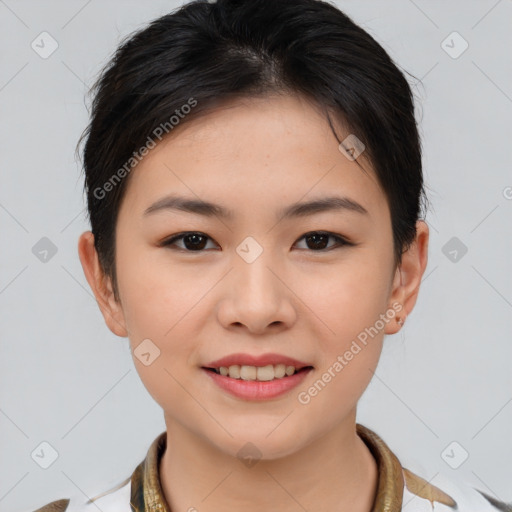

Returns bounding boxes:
[143,194,369,220]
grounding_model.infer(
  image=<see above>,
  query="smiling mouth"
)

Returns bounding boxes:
[202,364,314,382]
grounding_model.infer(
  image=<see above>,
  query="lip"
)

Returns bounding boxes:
[203,352,312,370]
[202,366,313,400]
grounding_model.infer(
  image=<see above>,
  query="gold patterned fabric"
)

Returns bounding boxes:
[129,430,171,512]
[33,499,70,512]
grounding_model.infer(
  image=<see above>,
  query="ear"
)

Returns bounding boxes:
[384,220,429,335]
[78,231,128,337]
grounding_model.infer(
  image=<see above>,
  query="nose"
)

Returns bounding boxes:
[216,249,297,335]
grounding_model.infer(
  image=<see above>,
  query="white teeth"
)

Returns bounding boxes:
[285,365,295,376]
[240,365,257,380]
[256,365,274,381]
[213,364,302,381]
[274,364,286,378]
[228,365,240,379]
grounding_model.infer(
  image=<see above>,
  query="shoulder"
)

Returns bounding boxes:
[402,467,512,511]
[29,477,131,512]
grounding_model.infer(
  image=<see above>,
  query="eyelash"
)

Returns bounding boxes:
[159,231,353,253]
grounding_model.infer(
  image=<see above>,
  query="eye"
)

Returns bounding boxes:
[160,230,352,252]
[293,231,352,251]
[160,232,219,252]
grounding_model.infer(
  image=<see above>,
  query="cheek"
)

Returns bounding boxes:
[119,268,202,414]
[294,260,389,419]
[291,251,392,410]
[295,252,393,344]
[115,235,195,337]
[114,239,202,395]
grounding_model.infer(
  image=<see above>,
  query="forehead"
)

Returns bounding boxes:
[119,94,387,220]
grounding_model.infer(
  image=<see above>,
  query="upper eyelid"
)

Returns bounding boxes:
[161,231,219,246]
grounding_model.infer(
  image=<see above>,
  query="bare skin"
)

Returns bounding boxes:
[78,94,428,511]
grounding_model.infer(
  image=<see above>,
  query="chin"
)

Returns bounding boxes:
[214,423,313,462]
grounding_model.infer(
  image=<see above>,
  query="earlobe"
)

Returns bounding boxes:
[77,231,128,338]
[384,220,429,335]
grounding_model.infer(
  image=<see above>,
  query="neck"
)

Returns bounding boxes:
[159,413,378,512]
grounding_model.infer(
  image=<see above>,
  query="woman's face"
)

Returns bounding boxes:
[91,94,413,458]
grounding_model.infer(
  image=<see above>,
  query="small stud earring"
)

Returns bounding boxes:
[397,315,406,327]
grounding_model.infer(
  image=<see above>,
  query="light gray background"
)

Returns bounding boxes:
[1,0,511,510]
